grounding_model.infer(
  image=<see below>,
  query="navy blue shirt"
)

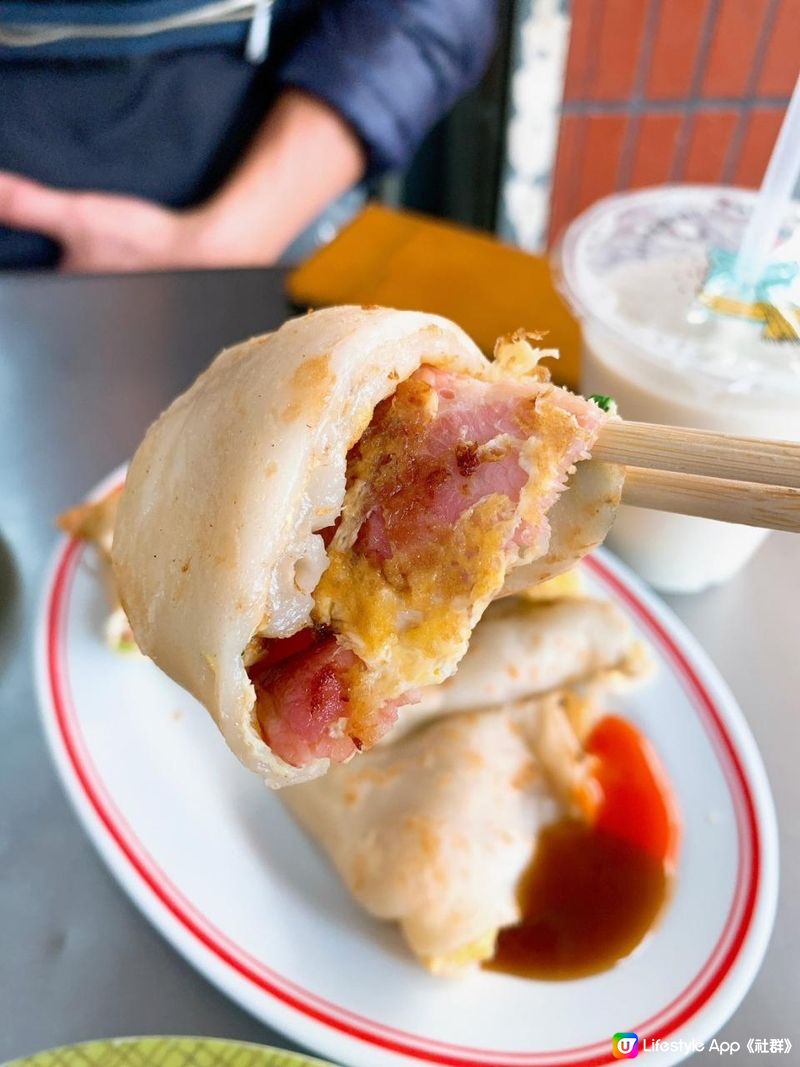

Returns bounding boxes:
[0,0,497,268]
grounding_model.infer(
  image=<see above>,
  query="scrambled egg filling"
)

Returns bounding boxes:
[311,364,585,747]
[425,930,498,976]
[314,495,512,745]
[520,568,583,602]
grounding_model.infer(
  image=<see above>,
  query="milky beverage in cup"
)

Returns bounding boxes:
[553,184,800,594]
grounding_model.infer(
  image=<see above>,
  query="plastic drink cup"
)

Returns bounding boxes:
[553,184,800,594]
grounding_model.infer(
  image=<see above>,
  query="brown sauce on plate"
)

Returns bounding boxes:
[484,715,679,981]
[485,818,668,980]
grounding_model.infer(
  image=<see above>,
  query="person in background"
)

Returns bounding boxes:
[0,1,497,272]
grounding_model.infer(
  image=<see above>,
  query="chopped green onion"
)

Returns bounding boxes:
[589,394,616,414]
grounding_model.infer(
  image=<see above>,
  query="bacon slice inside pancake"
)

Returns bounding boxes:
[248,364,605,767]
[247,632,361,767]
[247,628,409,767]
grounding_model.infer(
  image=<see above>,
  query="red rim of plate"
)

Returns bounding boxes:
[43,528,762,1067]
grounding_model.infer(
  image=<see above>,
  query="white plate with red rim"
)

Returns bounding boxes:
[35,467,778,1067]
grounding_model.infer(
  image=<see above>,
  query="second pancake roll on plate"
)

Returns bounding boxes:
[282,586,662,975]
[110,306,623,786]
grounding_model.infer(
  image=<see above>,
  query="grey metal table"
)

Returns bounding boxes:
[1,270,797,1064]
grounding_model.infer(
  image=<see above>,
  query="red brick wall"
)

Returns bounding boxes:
[547,0,800,245]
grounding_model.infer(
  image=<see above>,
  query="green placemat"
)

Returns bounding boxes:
[4,1038,338,1067]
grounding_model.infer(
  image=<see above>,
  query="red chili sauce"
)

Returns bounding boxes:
[485,715,680,980]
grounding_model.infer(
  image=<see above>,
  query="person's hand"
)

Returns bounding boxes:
[0,92,365,273]
[0,171,276,272]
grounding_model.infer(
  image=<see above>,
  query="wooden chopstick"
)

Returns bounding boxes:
[621,467,800,533]
[595,421,800,490]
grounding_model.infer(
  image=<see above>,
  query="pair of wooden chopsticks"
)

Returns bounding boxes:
[594,421,800,533]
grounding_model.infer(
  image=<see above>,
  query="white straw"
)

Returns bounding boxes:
[733,74,800,288]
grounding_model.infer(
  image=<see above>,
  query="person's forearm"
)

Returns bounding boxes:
[199,88,366,264]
